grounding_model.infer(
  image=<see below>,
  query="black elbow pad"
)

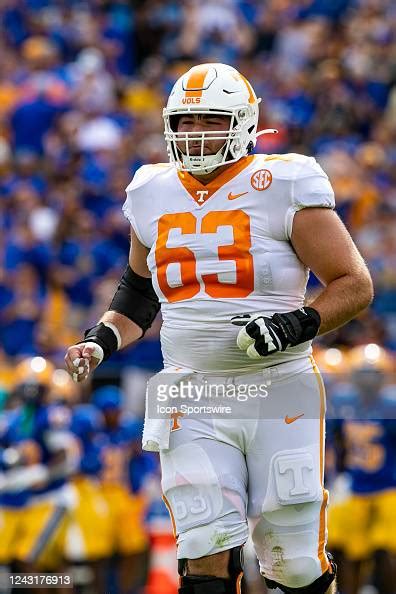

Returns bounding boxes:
[109,265,160,335]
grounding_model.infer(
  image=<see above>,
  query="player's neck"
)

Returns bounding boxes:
[191,162,234,185]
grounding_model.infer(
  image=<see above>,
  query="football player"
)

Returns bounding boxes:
[66,403,113,592]
[92,386,149,594]
[65,63,374,594]
[0,357,79,588]
[327,344,396,594]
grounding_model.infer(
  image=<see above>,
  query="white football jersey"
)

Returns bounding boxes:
[123,153,335,373]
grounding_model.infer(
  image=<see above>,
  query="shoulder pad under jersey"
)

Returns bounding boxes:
[256,153,326,180]
[125,163,173,193]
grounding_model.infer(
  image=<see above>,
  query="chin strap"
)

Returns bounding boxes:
[181,146,225,175]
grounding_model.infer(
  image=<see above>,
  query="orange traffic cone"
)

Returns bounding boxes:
[144,517,178,594]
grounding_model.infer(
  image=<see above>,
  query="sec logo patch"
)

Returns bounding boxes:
[251,169,272,191]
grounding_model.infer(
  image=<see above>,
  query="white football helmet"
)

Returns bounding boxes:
[163,63,277,175]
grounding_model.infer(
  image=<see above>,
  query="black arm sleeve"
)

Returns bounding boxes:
[108,265,160,335]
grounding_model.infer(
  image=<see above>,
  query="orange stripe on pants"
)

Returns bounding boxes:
[310,356,330,574]
[162,494,177,540]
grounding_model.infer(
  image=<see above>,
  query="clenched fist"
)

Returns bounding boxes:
[64,342,104,383]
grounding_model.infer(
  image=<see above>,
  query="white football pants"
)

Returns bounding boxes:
[159,356,331,588]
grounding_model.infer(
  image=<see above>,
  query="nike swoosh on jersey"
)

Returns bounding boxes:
[228,191,248,200]
[284,413,305,424]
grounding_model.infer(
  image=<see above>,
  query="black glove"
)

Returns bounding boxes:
[231,307,321,359]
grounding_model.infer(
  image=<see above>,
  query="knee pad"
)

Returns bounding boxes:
[178,546,244,594]
[252,448,328,587]
[265,555,337,594]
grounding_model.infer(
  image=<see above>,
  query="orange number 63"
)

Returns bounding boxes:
[155,210,254,302]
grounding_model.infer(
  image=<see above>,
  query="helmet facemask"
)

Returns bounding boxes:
[164,105,257,176]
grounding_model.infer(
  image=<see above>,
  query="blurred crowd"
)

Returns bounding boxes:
[0,0,396,593]
[0,358,178,594]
